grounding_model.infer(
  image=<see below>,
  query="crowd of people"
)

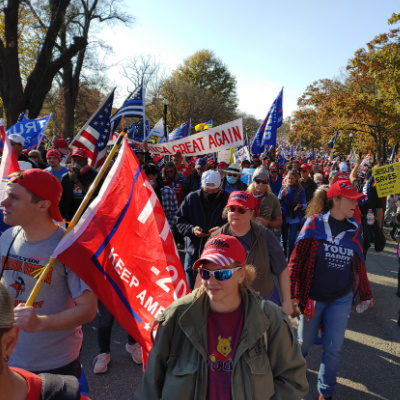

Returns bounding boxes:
[1,132,399,400]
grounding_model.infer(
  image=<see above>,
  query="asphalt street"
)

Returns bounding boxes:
[80,240,400,400]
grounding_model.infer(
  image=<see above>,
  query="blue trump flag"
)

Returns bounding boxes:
[327,130,339,149]
[169,120,191,141]
[7,114,51,151]
[251,88,283,154]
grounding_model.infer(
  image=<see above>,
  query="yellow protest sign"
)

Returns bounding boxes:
[372,162,400,197]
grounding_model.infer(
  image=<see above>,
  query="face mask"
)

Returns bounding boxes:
[149,179,155,187]
[204,191,219,202]
[226,176,238,185]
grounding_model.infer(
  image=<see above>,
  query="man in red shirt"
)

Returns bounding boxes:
[172,151,190,178]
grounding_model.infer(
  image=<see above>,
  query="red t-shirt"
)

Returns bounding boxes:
[207,303,244,400]
[176,164,191,178]
[11,367,42,400]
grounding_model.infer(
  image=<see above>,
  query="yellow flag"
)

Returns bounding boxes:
[195,123,205,132]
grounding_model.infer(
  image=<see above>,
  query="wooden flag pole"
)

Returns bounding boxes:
[25,126,127,306]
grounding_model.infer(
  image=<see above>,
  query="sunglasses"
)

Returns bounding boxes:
[227,206,247,214]
[254,178,267,184]
[199,267,242,281]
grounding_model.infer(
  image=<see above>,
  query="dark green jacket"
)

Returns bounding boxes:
[137,287,308,399]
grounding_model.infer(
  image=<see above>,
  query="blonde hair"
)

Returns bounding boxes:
[28,149,43,162]
[305,185,332,218]
[0,282,14,329]
[247,181,271,196]
[283,170,302,191]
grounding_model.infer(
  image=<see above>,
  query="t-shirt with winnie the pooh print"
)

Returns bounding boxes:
[207,303,244,400]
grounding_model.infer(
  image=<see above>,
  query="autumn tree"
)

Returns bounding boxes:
[292,14,400,160]
[58,0,130,137]
[44,84,104,137]
[0,0,87,126]
[152,50,238,131]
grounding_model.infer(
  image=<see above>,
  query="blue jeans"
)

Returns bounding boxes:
[184,252,197,290]
[97,301,135,354]
[297,291,353,398]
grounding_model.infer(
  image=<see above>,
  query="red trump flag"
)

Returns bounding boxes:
[51,137,189,358]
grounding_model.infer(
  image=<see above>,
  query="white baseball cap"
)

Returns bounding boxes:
[201,170,221,189]
[8,133,25,146]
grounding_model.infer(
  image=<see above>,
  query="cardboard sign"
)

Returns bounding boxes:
[372,162,400,197]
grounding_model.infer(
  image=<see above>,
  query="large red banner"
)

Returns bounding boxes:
[52,138,189,358]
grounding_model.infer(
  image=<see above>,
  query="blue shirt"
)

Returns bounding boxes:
[45,166,69,181]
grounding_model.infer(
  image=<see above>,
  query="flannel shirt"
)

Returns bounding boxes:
[161,186,178,228]
[288,238,372,316]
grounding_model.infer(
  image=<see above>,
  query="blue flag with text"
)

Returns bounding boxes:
[7,114,51,151]
[251,88,283,153]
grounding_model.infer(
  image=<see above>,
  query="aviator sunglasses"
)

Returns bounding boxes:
[198,266,242,281]
[254,178,268,184]
[227,206,247,214]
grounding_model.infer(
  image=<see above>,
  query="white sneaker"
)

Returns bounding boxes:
[125,342,143,364]
[93,353,111,374]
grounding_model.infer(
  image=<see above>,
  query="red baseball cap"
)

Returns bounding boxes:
[54,138,69,148]
[193,234,246,270]
[217,161,228,170]
[71,148,89,159]
[10,169,63,221]
[332,171,350,184]
[300,163,311,171]
[46,149,62,162]
[327,180,365,200]
[227,191,255,210]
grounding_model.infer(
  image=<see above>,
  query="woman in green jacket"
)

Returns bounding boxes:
[137,234,308,400]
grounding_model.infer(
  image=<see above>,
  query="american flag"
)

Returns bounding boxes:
[206,153,216,164]
[71,89,114,169]
[110,85,145,130]
[203,120,213,130]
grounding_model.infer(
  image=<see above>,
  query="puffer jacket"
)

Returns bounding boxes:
[137,287,308,400]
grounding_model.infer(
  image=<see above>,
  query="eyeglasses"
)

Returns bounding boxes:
[198,267,242,281]
[254,178,267,184]
[227,206,247,214]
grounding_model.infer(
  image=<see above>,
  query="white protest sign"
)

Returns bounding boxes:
[132,119,243,156]
[233,146,251,164]
[217,149,232,164]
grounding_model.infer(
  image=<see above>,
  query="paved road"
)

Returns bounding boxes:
[80,241,400,400]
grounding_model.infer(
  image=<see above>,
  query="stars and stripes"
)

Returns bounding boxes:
[71,89,114,169]
[203,120,213,130]
[110,85,145,130]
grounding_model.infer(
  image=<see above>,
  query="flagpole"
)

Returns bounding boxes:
[25,126,127,306]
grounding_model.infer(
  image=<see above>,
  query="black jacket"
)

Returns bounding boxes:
[301,178,317,203]
[59,168,98,221]
[176,189,229,257]
[181,170,201,201]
